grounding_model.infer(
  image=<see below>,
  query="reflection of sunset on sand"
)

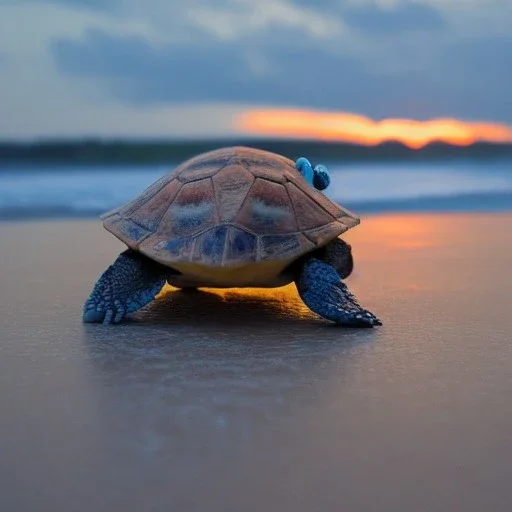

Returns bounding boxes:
[156,283,315,325]
[344,213,506,256]
[347,214,442,250]
[236,109,512,149]
[342,212,512,296]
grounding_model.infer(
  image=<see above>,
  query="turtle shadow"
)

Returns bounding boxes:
[114,286,380,344]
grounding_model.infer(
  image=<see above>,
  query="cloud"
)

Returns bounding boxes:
[444,36,512,81]
[51,29,365,107]
[433,35,512,120]
[289,0,445,31]
[342,1,445,33]
[50,22,512,122]
[187,0,343,41]
[1,0,512,139]
[16,0,344,38]
[12,0,120,12]
[0,1,238,139]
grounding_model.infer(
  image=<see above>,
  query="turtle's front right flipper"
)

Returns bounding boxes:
[83,249,168,325]
[296,258,382,327]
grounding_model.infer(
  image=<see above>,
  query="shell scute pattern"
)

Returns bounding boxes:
[192,225,229,266]
[104,146,360,268]
[128,178,182,232]
[304,220,356,245]
[235,178,298,234]
[259,233,315,260]
[101,172,171,224]
[285,182,335,231]
[176,147,236,183]
[212,164,255,222]
[177,159,231,183]
[147,236,195,262]
[224,226,257,265]
[159,178,218,238]
[291,175,345,219]
[104,214,152,248]
[242,157,290,183]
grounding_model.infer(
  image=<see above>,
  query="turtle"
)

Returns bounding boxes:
[82,146,382,327]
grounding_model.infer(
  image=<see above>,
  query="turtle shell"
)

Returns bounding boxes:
[102,146,360,275]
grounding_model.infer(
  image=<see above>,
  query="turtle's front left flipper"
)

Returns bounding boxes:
[83,249,168,325]
[296,258,382,327]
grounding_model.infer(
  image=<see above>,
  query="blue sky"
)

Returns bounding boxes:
[1,0,511,139]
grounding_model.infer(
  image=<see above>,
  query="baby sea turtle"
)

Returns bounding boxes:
[83,146,381,327]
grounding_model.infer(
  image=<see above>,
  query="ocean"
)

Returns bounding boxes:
[1,158,511,220]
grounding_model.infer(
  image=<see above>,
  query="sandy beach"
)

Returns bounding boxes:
[1,212,511,512]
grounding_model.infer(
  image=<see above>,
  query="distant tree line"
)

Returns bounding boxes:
[0,138,511,165]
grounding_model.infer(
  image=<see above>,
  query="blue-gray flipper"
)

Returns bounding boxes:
[83,249,167,325]
[296,258,382,327]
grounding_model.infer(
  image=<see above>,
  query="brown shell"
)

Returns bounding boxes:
[102,146,360,269]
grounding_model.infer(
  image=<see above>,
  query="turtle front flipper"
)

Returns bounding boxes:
[83,249,168,325]
[296,258,382,327]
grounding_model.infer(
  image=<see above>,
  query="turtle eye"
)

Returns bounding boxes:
[313,164,330,191]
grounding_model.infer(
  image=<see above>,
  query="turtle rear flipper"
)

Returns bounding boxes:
[83,249,168,325]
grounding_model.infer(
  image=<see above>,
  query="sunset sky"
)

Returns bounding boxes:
[1,0,511,142]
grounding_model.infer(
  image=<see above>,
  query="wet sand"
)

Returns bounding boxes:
[1,213,511,512]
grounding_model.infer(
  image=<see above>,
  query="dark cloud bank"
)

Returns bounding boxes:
[48,0,512,121]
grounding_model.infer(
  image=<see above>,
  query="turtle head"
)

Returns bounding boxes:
[295,157,331,191]
[321,238,354,279]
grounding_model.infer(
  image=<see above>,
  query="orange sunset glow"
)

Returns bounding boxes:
[235,109,512,149]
